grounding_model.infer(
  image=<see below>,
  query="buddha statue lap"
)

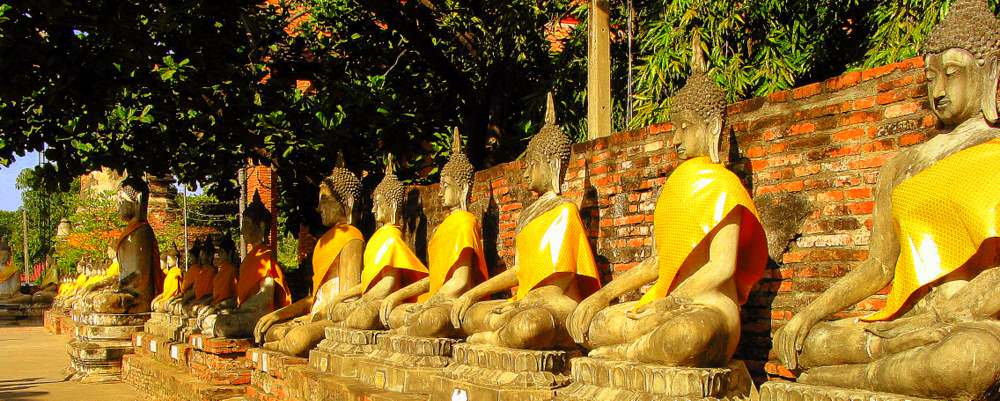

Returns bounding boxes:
[772,1,1000,399]
[566,37,767,368]
[254,157,364,356]
[324,154,428,331]
[200,191,291,338]
[379,129,489,338]
[449,93,601,351]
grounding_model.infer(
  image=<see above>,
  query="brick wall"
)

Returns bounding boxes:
[246,164,280,249]
[402,56,937,383]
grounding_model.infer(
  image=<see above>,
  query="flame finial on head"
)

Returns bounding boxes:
[374,153,406,209]
[526,92,571,166]
[441,127,475,186]
[923,0,1000,59]
[670,33,727,122]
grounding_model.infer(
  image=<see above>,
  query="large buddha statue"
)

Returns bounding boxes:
[85,175,161,314]
[254,157,364,355]
[565,37,768,367]
[151,244,182,312]
[200,192,291,338]
[324,154,428,330]
[450,94,601,350]
[774,1,1000,398]
[378,129,489,338]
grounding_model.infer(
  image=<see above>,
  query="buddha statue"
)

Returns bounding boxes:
[151,244,182,312]
[195,236,237,319]
[74,246,121,312]
[0,238,30,304]
[32,255,60,304]
[254,157,364,355]
[183,237,217,317]
[450,93,601,350]
[85,175,161,314]
[565,37,768,367]
[200,191,291,338]
[773,1,1000,398]
[324,154,428,330]
[378,129,489,338]
[164,240,201,313]
[54,259,89,309]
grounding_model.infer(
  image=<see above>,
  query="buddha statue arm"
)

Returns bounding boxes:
[668,212,741,299]
[568,256,658,344]
[777,166,901,369]
[379,277,430,326]
[361,272,400,300]
[237,277,276,313]
[254,296,313,343]
[450,266,519,329]
[431,252,475,302]
[339,239,363,290]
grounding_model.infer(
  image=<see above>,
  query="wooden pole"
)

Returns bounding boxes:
[21,210,29,281]
[587,0,612,140]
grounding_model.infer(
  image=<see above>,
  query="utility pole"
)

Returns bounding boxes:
[21,210,29,282]
[238,167,246,260]
[183,186,189,270]
[587,0,612,139]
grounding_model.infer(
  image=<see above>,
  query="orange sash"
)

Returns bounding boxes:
[194,264,216,299]
[237,243,291,308]
[114,220,163,293]
[361,225,428,294]
[181,264,201,292]
[636,157,767,308]
[211,260,237,304]
[513,202,601,301]
[312,224,364,297]
[422,210,488,302]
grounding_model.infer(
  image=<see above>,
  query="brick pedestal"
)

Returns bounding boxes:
[124,332,251,400]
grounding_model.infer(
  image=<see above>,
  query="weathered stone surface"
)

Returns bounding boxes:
[429,344,575,401]
[759,381,936,401]
[123,354,245,401]
[74,324,144,341]
[556,358,754,401]
[44,308,67,334]
[308,327,387,379]
[354,334,458,394]
[247,348,306,380]
[72,311,150,326]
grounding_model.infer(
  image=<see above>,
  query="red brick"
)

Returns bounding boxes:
[847,201,876,215]
[746,146,767,158]
[768,90,789,103]
[792,83,823,99]
[848,153,895,170]
[877,74,916,92]
[816,190,845,202]
[862,63,897,81]
[839,111,879,126]
[846,188,873,199]
[827,144,861,157]
[884,101,923,118]
[825,71,861,91]
[832,128,866,142]
[853,96,877,110]
[898,132,926,146]
[787,122,816,135]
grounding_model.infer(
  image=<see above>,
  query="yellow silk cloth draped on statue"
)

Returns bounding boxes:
[864,139,1000,321]
[0,261,17,283]
[194,264,216,299]
[211,261,236,304]
[157,267,183,300]
[513,202,601,302]
[237,244,292,308]
[82,260,120,288]
[181,264,201,293]
[361,225,428,294]
[637,157,768,309]
[312,224,363,297]
[422,210,488,302]
[68,273,87,295]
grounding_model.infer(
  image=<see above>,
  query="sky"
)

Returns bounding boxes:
[0,151,39,212]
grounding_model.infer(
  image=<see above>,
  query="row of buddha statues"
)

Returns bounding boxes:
[0,243,60,307]
[50,1,1000,398]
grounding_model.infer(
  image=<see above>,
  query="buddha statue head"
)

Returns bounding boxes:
[199,237,215,267]
[163,243,179,272]
[922,0,1000,126]
[117,174,150,223]
[0,238,9,266]
[188,239,202,269]
[524,92,572,195]
[669,35,727,163]
[242,191,271,246]
[441,128,475,211]
[318,152,361,227]
[215,236,236,267]
[372,153,406,226]
[106,245,116,262]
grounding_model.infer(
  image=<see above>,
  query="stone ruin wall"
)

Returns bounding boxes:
[401,56,936,383]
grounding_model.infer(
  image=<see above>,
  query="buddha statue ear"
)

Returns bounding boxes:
[708,116,723,164]
[344,197,355,225]
[548,158,562,194]
[980,53,999,124]
[460,183,471,211]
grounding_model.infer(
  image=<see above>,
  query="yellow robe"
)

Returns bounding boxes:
[211,261,236,304]
[311,224,364,297]
[70,273,87,296]
[422,210,488,302]
[155,267,183,302]
[82,260,120,289]
[513,201,601,302]
[864,139,1000,321]
[637,157,768,308]
[361,225,428,294]
[237,244,291,308]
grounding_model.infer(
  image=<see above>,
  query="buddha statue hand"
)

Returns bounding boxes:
[775,310,824,370]
[450,293,476,329]
[378,293,406,327]
[567,293,612,344]
[254,310,287,344]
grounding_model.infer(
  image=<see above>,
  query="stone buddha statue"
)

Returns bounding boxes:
[151,244,182,312]
[32,255,60,304]
[378,129,489,338]
[773,1,1000,398]
[565,37,768,367]
[183,237,218,317]
[324,154,428,330]
[164,240,201,313]
[0,238,29,303]
[75,246,121,312]
[54,259,89,309]
[200,191,291,338]
[254,157,364,355]
[85,175,160,314]
[196,236,237,318]
[450,93,601,350]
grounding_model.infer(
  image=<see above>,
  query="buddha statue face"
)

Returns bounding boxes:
[241,215,267,245]
[925,48,997,125]
[670,109,721,161]
[117,189,138,221]
[373,154,405,226]
[214,241,234,267]
[199,242,214,266]
[372,193,398,226]
[524,152,559,195]
[317,188,349,227]
[440,175,469,210]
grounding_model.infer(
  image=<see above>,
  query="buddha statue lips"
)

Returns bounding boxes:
[772,0,1000,398]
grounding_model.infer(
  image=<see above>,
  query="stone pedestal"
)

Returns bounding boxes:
[307,326,385,378]
[246,348,308,401]
[555,357,754,401]
[187,334,253,385]
[44,307,68,334]
[67,311,148,383]
[354,333,458,395]
[142,312,169,338]
[759,381,937,401]
[429,343,575,401]
[0,303,47,326]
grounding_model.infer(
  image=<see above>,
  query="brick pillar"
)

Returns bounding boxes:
[297,224,317,264]
[245,163,279,249]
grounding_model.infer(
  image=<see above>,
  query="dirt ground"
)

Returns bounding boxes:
[0,326,138,401]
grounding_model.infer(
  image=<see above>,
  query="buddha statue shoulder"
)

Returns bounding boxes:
[450,93,602,350]
[565,36,768,367]
[774,1,1000,398]
[255,156,364,356]
[201,191,291,338]
[377,129,490,338]
[325,154,429,331]
[88,175,161,314]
